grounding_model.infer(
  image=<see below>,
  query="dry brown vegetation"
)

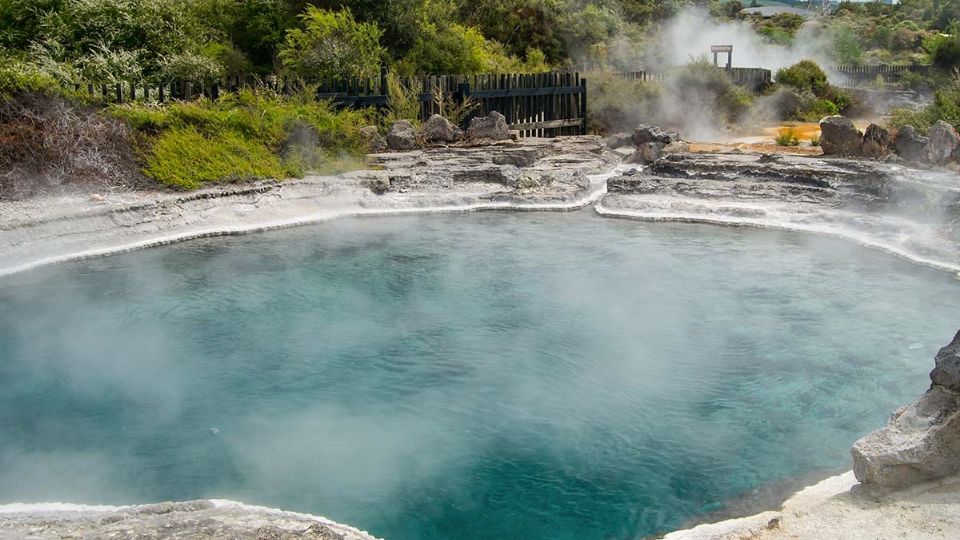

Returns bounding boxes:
[0,94,146,200]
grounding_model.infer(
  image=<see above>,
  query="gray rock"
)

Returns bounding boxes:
[852,330,960,490]
[772,89,803,121]
[852,385,960,490]
[819,115,862,156]
[467,111,509,140]
[626,142,663,164]
[359,125,386,153]
[366,177,390,194]
[861,123,891,158]
[606,132,634,150]
[927,120,960,165]
[894,125,929,163]
[386,120,417,151]
[422,114,462,143]
[631,124,677,147]
[931,331,960,392]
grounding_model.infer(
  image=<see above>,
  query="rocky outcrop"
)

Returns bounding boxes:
[931,331,960,392]
[631,124,678,147]
[422,114,462,143]
[852,331,960,490]
[861,123,891,158]
[0,500,380,540]
[893,125,929,164]
[386,120,417,151]
[927,120,960,166]
[819,116,862,156]
[467,111,509,140]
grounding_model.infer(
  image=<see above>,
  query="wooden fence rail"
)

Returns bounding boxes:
[71,68,588,137]
[829,64,932,86]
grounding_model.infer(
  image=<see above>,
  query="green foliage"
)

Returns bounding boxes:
[278,6,384,80]
[383,72,422,126]
[775,128,800,146]
[0,58,70,97]
[110,88,370,188]
[776,60,829,96]
[887,72,960,134]
[144,126,288,189]
[776,61,852,119]
[671,59,754,123]
[810,133,820,146]
[830,23,864,65]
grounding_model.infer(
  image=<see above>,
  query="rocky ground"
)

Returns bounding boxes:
[599,150,960,272]
[0,136,618,276]
[0,500,380,540]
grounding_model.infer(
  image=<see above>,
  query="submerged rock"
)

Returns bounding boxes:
[852,331,960,490]
[386,120,417,151]
[861,124,891,158]
[894,125,929,163]
[423,114,462,143]
[467,111,509,140]
[927,120,960,165]
[819,115,862,156]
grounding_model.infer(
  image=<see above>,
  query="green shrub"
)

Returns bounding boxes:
[0,59,68,97]
[775,128,800,146]
[776,60,829,96]
[143,126,288,189]
[278,6,383,80]
[669,59,754,124]
[810,134,820,146]
[110,88,370,188]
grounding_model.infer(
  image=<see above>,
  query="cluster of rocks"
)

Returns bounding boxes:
[364,111,512,152]
[853,330,960,490]
[604,124,689,165]
[819,115,960,168]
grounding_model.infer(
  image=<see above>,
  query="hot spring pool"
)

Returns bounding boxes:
[1,211,958,539]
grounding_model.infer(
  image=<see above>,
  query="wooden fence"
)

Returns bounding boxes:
[72,69,588,137]
[829,64,932,87]
[575,67,771,90]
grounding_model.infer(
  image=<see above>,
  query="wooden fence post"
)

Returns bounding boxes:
[579,77,588,135]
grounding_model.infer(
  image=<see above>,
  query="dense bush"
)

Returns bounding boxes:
[277,6,384,80]
[775,61,852,120]
[109,89,371,188]
[888,73,960,134]
[669,59,754,124]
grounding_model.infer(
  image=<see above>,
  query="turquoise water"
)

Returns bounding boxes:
[1,212,958,539]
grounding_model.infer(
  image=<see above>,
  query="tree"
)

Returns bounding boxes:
[277,6,384,79]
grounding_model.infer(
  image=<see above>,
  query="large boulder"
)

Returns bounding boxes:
[359,125,386,153]
[931,330,960,392]
[819,115,862,156]
[927,120,960,165]
[861,123,891,158]
[386,120,417,151]
[894,125,929,163]
[422,114,462,143]
[631,124,678,147]
[467,111,509,140]
[852,331,960,490]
